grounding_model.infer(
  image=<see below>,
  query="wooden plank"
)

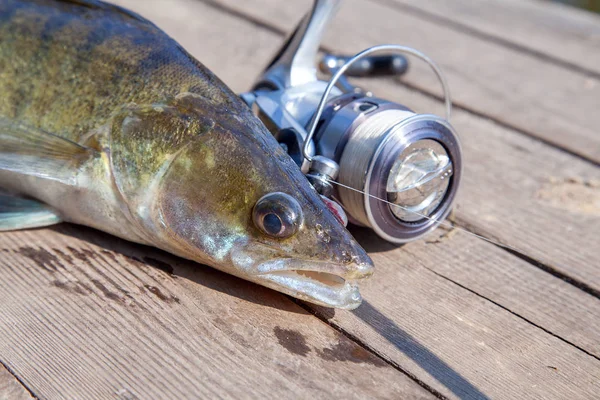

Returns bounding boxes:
[209,0,600,164]
[131,1,600,396]
[0,364,33,400]
[366,79,600,293]
[130,0,600,366]
[2,1,599,399]
[350,226,600,358]
[195,0,600,314]
[307,230,600,400]
[0,2,434,398]
[0,226,433,400]
[385,0,600,76]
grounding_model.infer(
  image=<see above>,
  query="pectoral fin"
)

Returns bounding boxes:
[0,118,97,185]
[0,192,62,231]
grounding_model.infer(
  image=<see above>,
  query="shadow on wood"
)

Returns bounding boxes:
[49,223,306,314]
[311,301,491,400]
[355,301,490,399]
[347,224,404,253]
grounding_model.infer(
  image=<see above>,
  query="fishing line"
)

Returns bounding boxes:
[326,178,523,253]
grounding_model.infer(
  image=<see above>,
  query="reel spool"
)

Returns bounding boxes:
[333,108,460,243]
[241,0,462,244]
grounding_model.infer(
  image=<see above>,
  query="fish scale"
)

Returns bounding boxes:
[0,0,235,144]
[0,0,375,309]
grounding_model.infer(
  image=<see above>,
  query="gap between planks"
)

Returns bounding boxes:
[115,0,600,360]
[200,0,600,164]
[197,0,600,167]
[373,0,600,81]
[2,0,596,396]
[0,360,36,400]
[415,259,600,363]
[195,0,600,301]
[452,215,600,302]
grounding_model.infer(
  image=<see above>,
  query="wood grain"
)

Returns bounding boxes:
[203,0,600,304]
[210,0,600,163]
[1,0,600,399]
[0,226,433,400]
[0,364,32,400]
[179,0,600,319]
[134,0,600,396]
[386,0,600,76]
[347,222,600,357]
[306,230,600,400]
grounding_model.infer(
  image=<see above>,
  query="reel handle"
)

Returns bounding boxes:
[240,0,462,244]
[320,54,409,77]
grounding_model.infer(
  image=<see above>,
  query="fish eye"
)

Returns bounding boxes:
[253,192,303,238]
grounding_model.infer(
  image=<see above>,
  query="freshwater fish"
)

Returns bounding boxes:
[0,0,374,309]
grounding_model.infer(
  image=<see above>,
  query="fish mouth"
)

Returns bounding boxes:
[250,258,373,310]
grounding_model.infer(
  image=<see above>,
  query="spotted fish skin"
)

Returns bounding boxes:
[0,0,374,309]
[0,0,240,143]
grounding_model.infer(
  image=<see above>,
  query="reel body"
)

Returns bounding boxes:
[241,0,462,244]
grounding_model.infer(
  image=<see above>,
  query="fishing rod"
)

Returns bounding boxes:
[241,0,462,244]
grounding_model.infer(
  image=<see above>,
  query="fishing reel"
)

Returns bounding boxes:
[241,0,462,244]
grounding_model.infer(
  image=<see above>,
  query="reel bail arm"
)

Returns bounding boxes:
[240,0,463,244]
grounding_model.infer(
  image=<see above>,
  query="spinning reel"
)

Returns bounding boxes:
[241,0,462,243]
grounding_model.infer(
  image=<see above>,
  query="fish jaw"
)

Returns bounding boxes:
[230,245,374,309]
[254,262,368,310]
[142,97,376,309]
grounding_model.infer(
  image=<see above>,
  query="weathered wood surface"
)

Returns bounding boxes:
[0,227,432,400]
[0,364,32,400]
[324,227,600,399]
[1,0,600,399]
[212,0,600,164]
[203,0,600,322]
[387,0,600,76]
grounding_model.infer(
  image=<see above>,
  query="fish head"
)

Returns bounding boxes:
[150,96,374,309]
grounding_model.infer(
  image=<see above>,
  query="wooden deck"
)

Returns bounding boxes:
[1,0,599,398]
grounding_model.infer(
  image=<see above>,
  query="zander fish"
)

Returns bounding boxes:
[0,0,374,309]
